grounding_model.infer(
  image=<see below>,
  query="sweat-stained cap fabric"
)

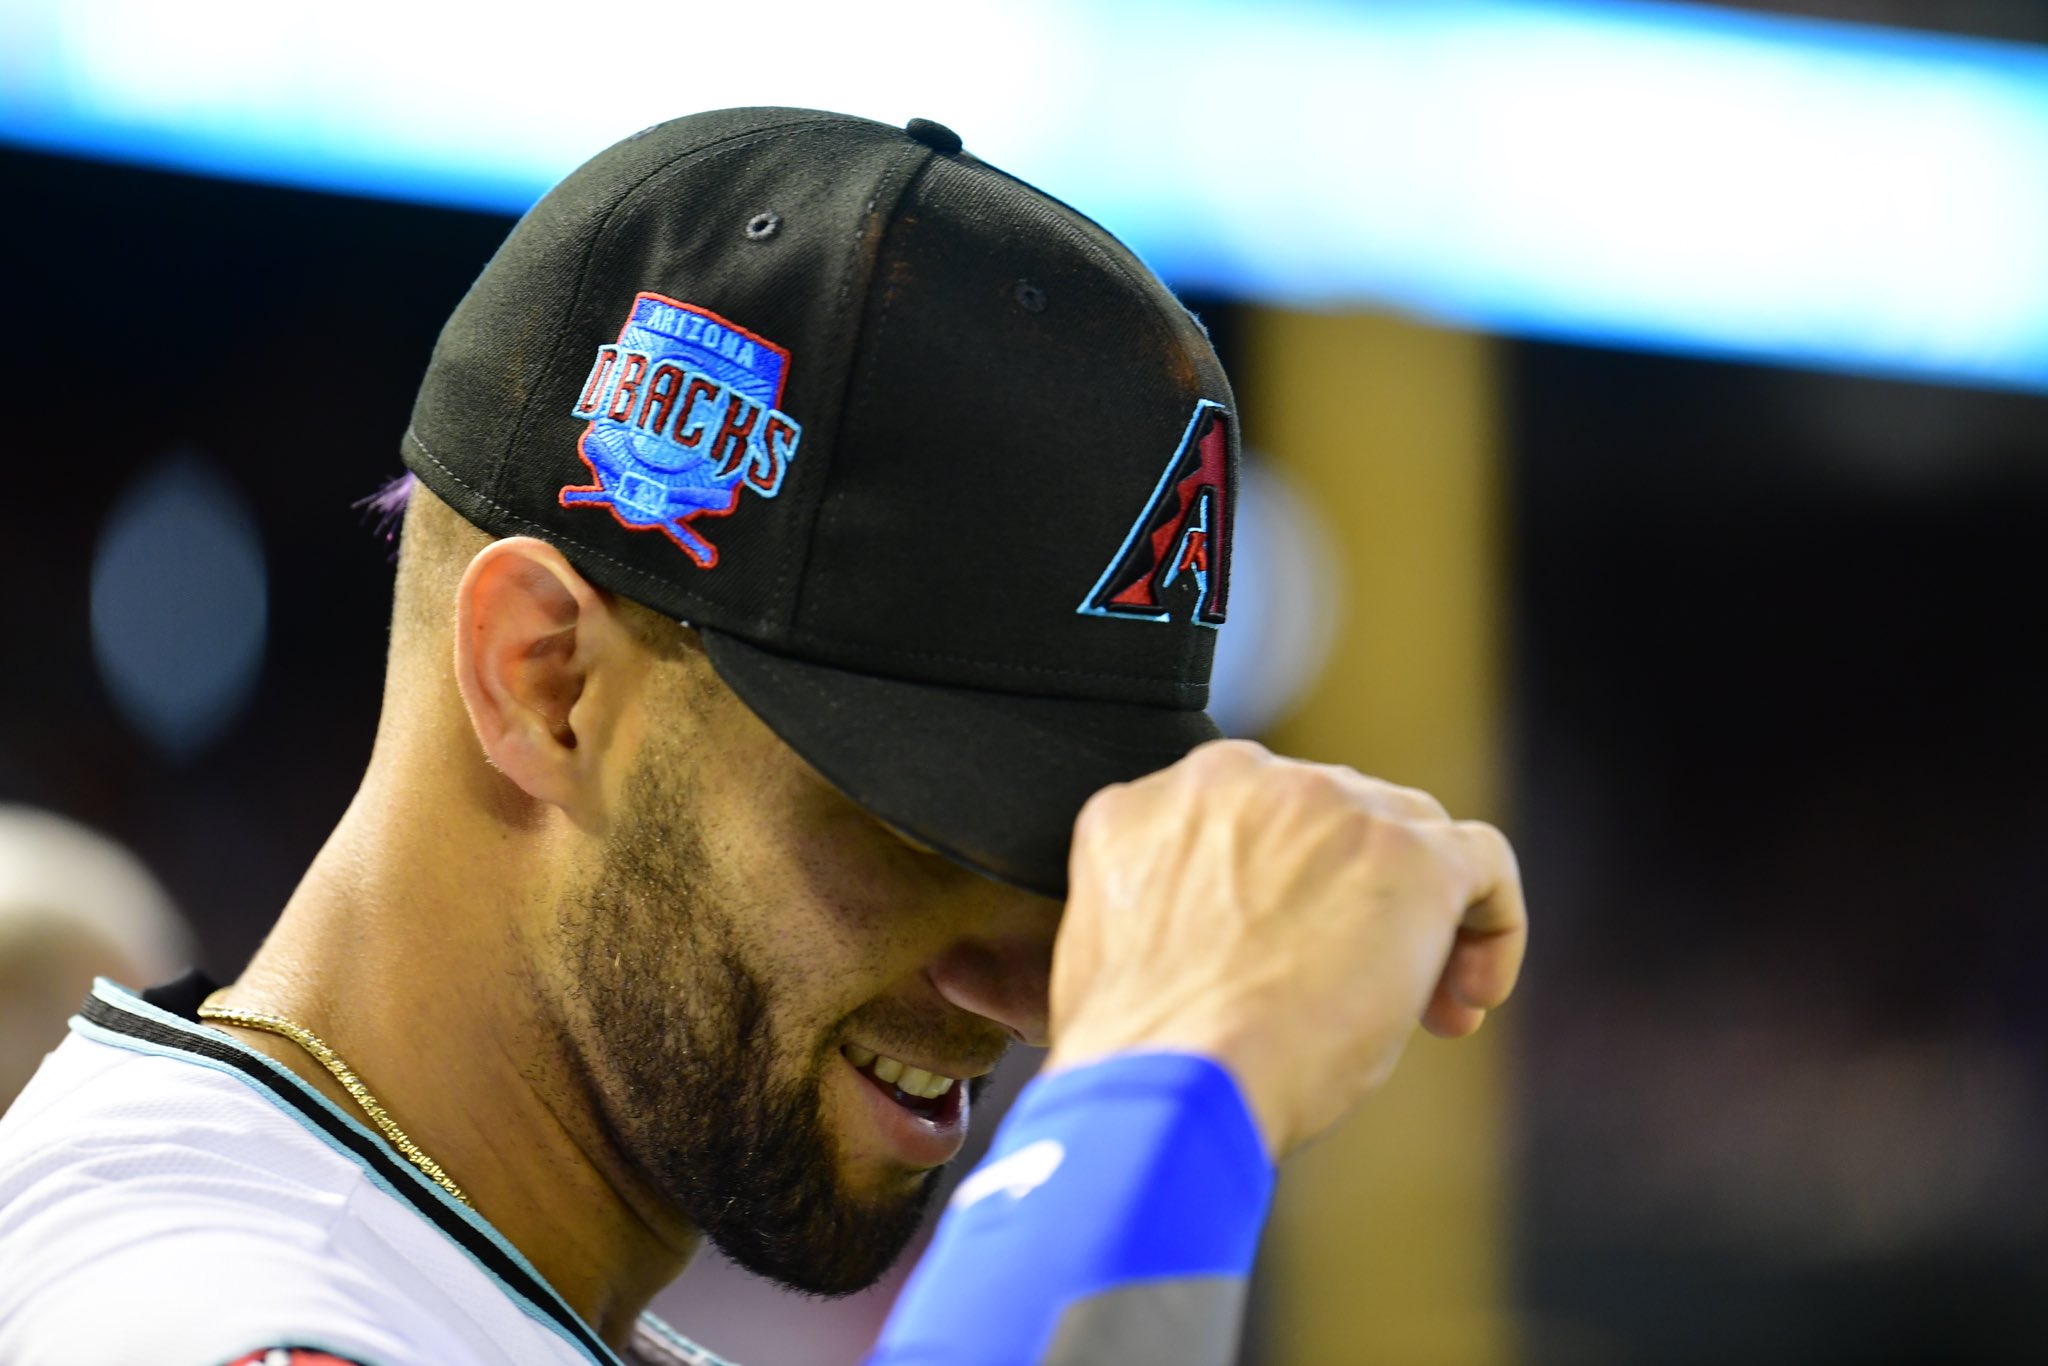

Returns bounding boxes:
[402,107,1237,898]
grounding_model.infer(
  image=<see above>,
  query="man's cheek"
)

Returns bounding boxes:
[819,1058,885,1167]
[740,932,894,1039]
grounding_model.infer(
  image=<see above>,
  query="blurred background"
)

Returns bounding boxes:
[3,0,2045,1361]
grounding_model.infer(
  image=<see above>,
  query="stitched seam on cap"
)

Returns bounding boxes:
[777,139,930,634]
[765,665,1208,756]
[784,626,1210,689]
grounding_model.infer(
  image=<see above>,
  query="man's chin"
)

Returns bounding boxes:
[839,1152,943,1202]
[824,1147,943,1253]
[718,1177,935,1298]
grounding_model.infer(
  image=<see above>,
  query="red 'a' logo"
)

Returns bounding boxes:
[1079,400,1232,627]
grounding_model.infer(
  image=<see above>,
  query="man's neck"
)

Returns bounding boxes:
[210,797,700,1349]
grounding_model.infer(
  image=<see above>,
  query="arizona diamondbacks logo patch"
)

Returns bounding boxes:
[1079,400,1231,627]
[559,292,802,569]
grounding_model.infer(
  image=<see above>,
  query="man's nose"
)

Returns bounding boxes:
[925,905,1058,1048]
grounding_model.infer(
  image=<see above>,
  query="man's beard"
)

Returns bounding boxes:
[552,757,937,1296]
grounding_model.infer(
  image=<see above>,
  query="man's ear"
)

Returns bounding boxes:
[452,538,624,817]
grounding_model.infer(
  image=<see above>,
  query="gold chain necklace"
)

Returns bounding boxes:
[198,990,471,1207]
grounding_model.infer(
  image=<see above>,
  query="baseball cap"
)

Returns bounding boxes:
[403,107,1235,898]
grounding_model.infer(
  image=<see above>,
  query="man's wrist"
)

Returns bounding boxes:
[1045,1018,1288,1159]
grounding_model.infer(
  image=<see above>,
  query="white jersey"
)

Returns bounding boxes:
[0,978,733,1366]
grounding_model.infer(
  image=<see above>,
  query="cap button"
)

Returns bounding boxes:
[904,117,963,155]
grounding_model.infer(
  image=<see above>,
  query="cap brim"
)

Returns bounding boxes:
[700,630,1220,899]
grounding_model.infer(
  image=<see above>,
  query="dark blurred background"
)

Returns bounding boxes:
[4,1,2046,1362]
[1509,343,2048,1362]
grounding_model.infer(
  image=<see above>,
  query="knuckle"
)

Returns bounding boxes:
[1457,819,1516,867]
[1357,810,1427,860]
[1273,766,1336,802]
[1073,782,1129,838]
[1185,737,1265,778]
[1265,766,1351,820]
[1390,783,1451,821]
[1287,755,1351,790]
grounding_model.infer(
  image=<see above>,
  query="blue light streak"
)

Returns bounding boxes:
[3,0,2045,389]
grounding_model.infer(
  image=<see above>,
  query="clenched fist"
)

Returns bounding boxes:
[1047,739,1528,1159]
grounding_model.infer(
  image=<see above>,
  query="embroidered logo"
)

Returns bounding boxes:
[1078,399,1231,627]
[223,1350,369,1366]
[559,292,801,569]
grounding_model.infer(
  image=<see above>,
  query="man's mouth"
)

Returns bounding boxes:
[843,1043,961,1119]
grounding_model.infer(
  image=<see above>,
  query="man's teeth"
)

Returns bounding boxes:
[844,1045,957,1099]
[896,1065,949,1098]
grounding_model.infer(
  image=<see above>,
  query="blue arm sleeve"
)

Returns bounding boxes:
[866,1052,1275,1366]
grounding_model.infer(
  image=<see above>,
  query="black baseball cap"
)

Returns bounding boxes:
[403,107,1235,898]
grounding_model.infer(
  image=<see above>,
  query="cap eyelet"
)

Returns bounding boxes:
[745,211,783,241]
[1014,280,1047,313]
